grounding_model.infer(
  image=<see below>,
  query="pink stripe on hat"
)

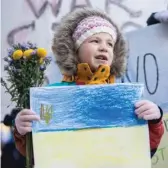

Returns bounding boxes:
[72,16,117,49]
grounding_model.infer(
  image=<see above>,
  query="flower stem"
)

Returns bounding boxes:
[26,133,33,167]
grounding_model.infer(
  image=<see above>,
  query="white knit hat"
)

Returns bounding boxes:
[72,16,117,49]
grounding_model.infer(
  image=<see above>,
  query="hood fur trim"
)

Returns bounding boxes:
[52,7,127,77]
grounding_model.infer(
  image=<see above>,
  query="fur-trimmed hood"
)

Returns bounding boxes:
[52,7,127,77]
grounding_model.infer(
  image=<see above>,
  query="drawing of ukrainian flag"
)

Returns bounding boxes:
[31,84,151,168]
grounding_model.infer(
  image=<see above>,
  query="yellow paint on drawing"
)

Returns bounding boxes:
[33,126,151,168]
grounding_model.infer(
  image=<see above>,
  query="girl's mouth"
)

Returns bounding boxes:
[95,55,108,61]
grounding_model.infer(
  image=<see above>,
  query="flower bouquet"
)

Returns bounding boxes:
[1,42,51,167]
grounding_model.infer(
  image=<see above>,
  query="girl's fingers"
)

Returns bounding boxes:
[137,110,152,119]
[135,104,151,115]
[21,121,32,127]
[20,115,40,122]
[20,109,36,115]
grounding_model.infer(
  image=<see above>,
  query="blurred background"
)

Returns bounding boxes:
[1,0,168,167]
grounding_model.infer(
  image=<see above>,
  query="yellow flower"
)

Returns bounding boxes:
[12,50,23,60]
[23,49,34,59]
[39,58,44,64]
[37,48,47,58]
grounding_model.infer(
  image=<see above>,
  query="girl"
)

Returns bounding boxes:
[14,7,164,159]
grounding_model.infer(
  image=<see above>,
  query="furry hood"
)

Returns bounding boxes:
[52,7,127,77]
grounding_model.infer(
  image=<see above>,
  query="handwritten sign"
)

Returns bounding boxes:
[123,23,168,113]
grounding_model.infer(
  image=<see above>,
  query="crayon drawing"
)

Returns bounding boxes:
[30,84,151,168]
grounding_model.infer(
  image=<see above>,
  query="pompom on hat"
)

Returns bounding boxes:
[72,16,117,49]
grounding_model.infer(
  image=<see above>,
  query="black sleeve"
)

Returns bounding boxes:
[151,148,157,158]
[147,13,161,26]
[148,106,163,124]
[3,108,22,127]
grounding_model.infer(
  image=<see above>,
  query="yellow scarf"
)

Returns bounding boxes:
[62,63,115,85]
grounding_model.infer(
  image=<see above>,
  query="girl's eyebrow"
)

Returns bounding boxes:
[107,39,112,42]
[88,36,114,43]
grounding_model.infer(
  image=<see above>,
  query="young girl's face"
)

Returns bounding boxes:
[78,32,115,72]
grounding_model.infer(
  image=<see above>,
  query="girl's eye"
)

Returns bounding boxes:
[108,42,113,47]
[91,40,99,43]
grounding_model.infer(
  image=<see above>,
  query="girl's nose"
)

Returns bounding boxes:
[98,43,108,52]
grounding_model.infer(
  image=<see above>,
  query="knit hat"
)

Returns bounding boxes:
[72,16,117,49]
[52,8,127,77]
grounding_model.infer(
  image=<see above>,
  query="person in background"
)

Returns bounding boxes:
[1,108,26,168]
[147,10,168,25]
